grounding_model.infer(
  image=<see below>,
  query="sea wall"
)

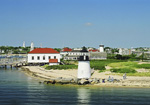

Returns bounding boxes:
[21,66,150,88]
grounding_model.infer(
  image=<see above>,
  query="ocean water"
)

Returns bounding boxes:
[0,67,150,105]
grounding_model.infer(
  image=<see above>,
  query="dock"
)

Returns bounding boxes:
[0,56,27,68]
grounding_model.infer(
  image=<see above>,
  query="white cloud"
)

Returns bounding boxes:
[85,22,93,26]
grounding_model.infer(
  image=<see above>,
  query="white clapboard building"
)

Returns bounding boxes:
[28,48,60,65]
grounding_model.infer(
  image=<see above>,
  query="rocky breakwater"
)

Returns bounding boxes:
[44,78,102,85]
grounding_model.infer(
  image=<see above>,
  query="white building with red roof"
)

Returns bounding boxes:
[60,47,72,59]
[28,48,60,65]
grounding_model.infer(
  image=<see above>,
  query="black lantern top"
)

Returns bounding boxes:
[78,56,89,61]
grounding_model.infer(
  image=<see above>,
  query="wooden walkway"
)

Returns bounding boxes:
[0,57,27,68]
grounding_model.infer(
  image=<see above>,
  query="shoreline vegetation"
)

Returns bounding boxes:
[21,60,150,88]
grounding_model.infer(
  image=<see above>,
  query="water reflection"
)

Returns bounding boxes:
[77,88,91,105]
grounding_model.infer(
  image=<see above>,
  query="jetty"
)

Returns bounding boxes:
[0,56,27,68]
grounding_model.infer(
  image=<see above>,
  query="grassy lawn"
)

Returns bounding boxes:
[90,59,126,70]
[43,59,150,76]
[108,61,150,76]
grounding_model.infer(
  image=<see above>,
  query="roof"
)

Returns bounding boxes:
[62,48,72,52]
[28,48,59,54]
[49,59,58,63]
[89,49,99,52]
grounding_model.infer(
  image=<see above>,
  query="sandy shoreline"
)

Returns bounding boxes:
[21,66,150,88]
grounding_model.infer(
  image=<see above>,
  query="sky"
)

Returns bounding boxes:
[0,0,150,48]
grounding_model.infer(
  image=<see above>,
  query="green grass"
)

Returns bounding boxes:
[44,60,150,77]
[90,59,126,70]
[107,61,150,76]
[44,59,125,70]
[110,68,137,73]
[108,61,138,69]
[136,64,150,69]
[45,64,78,70]
[99,69,108,73]
[126,72,150,76]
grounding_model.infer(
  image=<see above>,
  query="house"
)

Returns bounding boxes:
[64,48,89,60]
[27,48,60,65]
[89,52,107,60]
[60,48,72,58]
[89,45,107,60]
[118,48,131,55]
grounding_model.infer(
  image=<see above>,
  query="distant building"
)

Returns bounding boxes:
[105,48,112,54]
[30,42,34,51]
[60,48,72,58]
[64,48,89,60]
[27,48,60,65]
[144,52,150,59]
[89,52,107,60]
[23,41,26,48]
[73,48,82,51]
[118,48,131,55]
[89,45,107,60]
[99,44,104,52]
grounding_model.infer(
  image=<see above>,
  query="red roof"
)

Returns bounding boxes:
[28,48,59,54]
[89,49,99,52]
[49,59,58,63]
[62,48,72,52]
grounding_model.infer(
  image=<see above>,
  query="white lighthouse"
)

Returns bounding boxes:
[78,56,91,79]
[99,44,104,52]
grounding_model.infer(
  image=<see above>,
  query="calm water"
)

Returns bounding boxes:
[0,68,150,105]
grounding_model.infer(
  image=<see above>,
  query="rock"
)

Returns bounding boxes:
[39,81,42,84]
[89,78,93,83]
[55,78,62,83]
[79,79,90,85]
[45,79,56,84]
[60,78,72,84]
[73,78,78,84]
[90,78,100,84]
[57,77,62,79]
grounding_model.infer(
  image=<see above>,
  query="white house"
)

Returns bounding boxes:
[64,49,89,60]
[28,48,60,65]
[60,47,72,59]
[118,48,131,55]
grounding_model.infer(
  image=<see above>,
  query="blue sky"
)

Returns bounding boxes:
[0,0,150,48]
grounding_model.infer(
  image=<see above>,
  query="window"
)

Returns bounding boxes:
[37,56,40,60]
[43,56,45,60]
[54,56,56,59]
[49,56,51,59]
[32,56,34,60]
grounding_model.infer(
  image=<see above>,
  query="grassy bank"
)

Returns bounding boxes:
[44,59,127,70]
[108,61,150,76]
[45,64,78,70]
[44,59,150,76]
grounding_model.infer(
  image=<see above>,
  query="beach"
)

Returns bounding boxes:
[21,66,150,88]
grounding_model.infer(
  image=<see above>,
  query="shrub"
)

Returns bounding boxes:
[136,64,150,69]
[45,64,78,70]
[110,68,137,73]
